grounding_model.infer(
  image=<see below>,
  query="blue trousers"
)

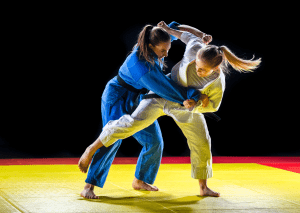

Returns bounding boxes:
[85,79,164,188]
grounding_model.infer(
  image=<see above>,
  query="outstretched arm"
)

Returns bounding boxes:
[177,24,206,38]
[158,21,212,44]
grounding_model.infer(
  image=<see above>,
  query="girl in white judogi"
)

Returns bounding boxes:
[79,21,261,197]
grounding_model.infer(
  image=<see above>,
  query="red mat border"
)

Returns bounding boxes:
[0,157,299,174]
[0,156,299,165]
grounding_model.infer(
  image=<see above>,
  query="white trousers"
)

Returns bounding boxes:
[100,98,213,179]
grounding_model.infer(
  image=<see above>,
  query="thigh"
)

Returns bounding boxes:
[130,98,165,145]
[133,120,163,146]
[174,114,211,150]
[101,98,126,126]
[100,98,165,147]
[131,98,165,122]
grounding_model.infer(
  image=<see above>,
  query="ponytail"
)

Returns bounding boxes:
[135,25,154,64]
[198,45,261,74]
[135,24,171,66]
[220,46,261,73]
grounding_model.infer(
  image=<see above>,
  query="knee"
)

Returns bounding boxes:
[148,139,164,154]
[157,139,164,152]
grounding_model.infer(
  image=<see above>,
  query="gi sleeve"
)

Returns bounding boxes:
[180,31,204,45]
[137,64,201,104]
[168,21,180,42]
[192,76,225,113]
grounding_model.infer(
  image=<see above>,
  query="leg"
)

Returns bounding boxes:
[99,98,165,147]
[80,139,122,199]
[174,113,220,197]
[132,120,164,191]
[85,140,122,187]
[80,98,165,196]
[78,137,105,173]
[78,98,124,173]
[80,99,125,199]
[98,98,165,191]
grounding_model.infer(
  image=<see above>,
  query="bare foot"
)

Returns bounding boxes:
[199,187,220,197]
[78,146,94,173]
[132,177,159,191]
[80,184,99,199]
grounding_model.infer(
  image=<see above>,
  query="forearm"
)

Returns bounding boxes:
[177,25,206,38]
[163,24,206,40]
[163,26,184,40]
[138,71,187,104]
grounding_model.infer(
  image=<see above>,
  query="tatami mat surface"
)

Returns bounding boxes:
[0,157,299,213]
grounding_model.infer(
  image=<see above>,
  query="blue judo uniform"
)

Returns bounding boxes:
[86,22,201,188]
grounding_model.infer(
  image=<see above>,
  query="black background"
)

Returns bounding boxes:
[1,3,299,158]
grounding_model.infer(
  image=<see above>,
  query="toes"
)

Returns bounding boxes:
[150,185,159,191]
[146,184,158,191]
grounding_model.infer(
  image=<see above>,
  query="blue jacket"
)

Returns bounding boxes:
[118,22,200,104]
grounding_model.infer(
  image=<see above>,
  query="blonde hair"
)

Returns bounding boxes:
[198,45,261,74]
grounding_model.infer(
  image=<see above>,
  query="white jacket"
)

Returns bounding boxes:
[171,32,226,114]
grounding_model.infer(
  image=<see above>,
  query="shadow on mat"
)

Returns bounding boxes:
[78,192,211,212]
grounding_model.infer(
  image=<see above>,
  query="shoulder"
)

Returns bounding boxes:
[217,70,226,90]
[219,70,225,81]
[127,50,151,81]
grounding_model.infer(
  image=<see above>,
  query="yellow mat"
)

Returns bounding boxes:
[0,163,299,212]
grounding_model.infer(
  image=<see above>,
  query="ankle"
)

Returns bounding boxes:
[84,183,94,190]
[199,179,208,189]
[199,185,208,191]
[133,177,141,183]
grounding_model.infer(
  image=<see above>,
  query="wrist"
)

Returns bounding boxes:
[168,21,180,30]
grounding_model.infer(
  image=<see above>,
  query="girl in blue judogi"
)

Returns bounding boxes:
[78,22,201,199]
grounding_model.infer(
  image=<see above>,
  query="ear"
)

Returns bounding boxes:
[149,43,154,49]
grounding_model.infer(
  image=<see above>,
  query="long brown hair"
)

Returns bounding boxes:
[198,45,261,74]
[134,25,171,66]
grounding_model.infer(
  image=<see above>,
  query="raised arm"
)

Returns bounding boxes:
[177,25,206,38]
[158,21,212,44]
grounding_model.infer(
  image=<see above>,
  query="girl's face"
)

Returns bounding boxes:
[149,41,171,60]
[195,57,217,77]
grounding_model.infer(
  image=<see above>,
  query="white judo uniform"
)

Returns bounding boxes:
[99,32,226,179]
